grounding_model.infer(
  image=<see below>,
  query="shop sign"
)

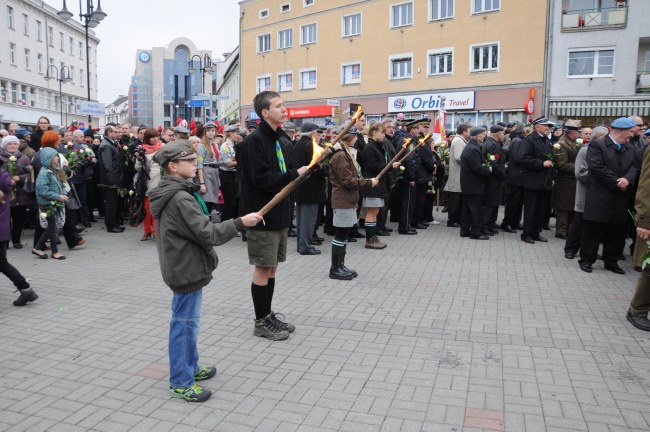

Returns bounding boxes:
[388,91,475,113]
[287,106,334,118]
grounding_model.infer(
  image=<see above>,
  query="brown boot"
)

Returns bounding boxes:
[365,237,387,249]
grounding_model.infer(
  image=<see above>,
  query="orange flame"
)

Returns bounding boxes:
[309,136,326,167]
[418,134,431,145]
[402,138,412,148]
[351,105,363,123]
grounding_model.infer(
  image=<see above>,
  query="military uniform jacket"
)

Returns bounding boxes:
[635,146,650,229]
[481,136,506,206]
[460,139,491,195]
[583,135,639,224]
[552,135,579,211]
[520,132,553,190]
[505,134,525,187]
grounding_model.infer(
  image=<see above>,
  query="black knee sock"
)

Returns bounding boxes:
[251,283,268,320]
[267,278,275,315]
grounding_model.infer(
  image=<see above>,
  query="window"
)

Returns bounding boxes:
[281,3,290,12]
[342,13,362,37]
[49,57,54,67]
[278,29,293,49]
[69,37,74,56]
[36,20,42,41]
[259,8,269,19]
[48,26,53,47]
[22,13,28,35]
[278,72,293,92]
[472,0,500,13]
[342,62,361,85]
[80,69,84,86]
[428,48,453,75]
[471,42,499,72]
[300,68,317,89]
[70,66,75,83]
[391,2,413,28]
[257,33,271,53]
[304,0,315,6]
[568,48,614,77]
[430,0,454,20]
[79,41,84,59]
[7,6,14,29]
[301,23,317,45]
[256,75,271,93]
[37,53,43,73]
[645,50,650,72]
[24,48,30,69]
[10,83,17,103]
[9,43,16,65]
[59,32,64,51]
[389,54,412,79]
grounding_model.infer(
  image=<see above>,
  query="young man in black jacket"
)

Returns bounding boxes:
[460,127,492,240]
[238,91,309,340]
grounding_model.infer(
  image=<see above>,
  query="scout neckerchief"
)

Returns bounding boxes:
[275,141,287,173]
[192,192,209,215]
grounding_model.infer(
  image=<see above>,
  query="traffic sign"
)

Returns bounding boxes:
[192,93,211,101]
[188,100,210,108]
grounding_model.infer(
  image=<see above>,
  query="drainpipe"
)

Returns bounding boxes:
[543,0,554,118]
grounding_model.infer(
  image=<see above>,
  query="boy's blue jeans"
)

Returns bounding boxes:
[169,289,202,389]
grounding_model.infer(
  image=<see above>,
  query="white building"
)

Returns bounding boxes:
[0,0,100,129]
[103,95,128,126]
[214,46,239,124]
[547,0,650,125]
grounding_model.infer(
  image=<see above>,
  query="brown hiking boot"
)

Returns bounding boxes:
[365,237,387,249]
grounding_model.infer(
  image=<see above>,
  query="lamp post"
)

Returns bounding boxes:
[45,64,72,126]
[188,53,213,122]
[57,0,107,126]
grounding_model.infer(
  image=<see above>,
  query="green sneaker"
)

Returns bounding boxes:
[169,383,212,402]
[269,311,295,333]
[194,366,216,381]
[254,315,290,341]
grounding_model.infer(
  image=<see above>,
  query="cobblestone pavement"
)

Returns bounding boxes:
[1,215,649,432]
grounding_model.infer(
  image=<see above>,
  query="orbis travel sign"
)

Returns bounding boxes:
[388,91,475,113]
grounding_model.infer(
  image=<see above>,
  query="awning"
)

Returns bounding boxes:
[549,100,650,117]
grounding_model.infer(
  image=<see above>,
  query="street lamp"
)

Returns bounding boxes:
[188,54,213,121]
[45,64,72,126]
[57,0,107,126]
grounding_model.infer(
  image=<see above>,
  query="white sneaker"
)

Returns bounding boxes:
[430,220,441,225]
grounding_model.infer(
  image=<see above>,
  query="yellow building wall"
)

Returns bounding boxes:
[240,0,547,106]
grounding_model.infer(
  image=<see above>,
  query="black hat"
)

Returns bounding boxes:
[301,122,323,133]
[153,139,197,167]
[470,127,486,137]
[490,125,505,133]
[405,119,430,129]
[497,122,507,128]
[246,120,259,130]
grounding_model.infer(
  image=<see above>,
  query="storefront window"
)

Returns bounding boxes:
[478,111,501,127]
[452,112,477,128]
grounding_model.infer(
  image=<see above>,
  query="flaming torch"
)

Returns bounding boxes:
[375,138,411,181]
[396,134,431,165]
[258,107,364,216]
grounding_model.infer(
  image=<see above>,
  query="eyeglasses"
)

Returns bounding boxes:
[636,124,644,127]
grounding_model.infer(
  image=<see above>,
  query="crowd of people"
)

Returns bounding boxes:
[2,90,650,402]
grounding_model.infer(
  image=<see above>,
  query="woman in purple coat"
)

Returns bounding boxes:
[0,140,38,306]
[0,135,34,248]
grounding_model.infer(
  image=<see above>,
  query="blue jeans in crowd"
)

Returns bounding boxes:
[169,288,202,389]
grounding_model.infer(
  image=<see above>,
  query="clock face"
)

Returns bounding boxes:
[139,52,150,63]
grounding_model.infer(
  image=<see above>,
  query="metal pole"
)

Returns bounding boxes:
[59,78,63,125]
[85,22,91,125]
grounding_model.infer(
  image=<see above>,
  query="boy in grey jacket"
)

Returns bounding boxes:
[149,140,261,402]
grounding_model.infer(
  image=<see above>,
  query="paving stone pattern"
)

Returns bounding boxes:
[1,219,649,431]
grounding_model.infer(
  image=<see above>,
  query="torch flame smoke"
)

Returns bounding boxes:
[309,136,325,167]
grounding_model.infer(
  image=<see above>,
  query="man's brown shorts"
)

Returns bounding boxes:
[246,228,288,267]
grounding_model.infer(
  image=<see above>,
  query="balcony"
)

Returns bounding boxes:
[637,72,650,93]
[561,6,628,31]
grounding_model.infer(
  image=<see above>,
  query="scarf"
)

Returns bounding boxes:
[142,140,164,155]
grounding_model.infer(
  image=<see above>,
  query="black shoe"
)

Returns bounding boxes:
[312,235,324,242]
[413,223,428,229]
[385,227,394,232]
[89,218,98,223]
[310,238,323,245]
[481,231,495,237]
[502,226,516,233]
[376,229,390,236]
[626,311,650,331]
[460,233,470,238]
[287,229,297,237]
[398,229,417,235]
[447,222,460,228]
[579,262,593,273]
[107,227,125,233]
[347,237,357,242]
[542,224,550,230]
[514,224,524,230]
[351,231,364,239]
[12,242,23,249]
[470,235,490,240]
[487,229,499,235]
[604,263,625,274]
[13,288,38,306]
[532,235,548,242]
[555,234,568,239]
[299,249,321,255]
[75,226,85,233]
[564,252,575,259]
[521,236,535,244]
[635,266,642,272]
[329,266,354,280]
[441,207,448,213]
[83,222,92,228]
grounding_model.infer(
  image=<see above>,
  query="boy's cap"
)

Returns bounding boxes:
[153,140,197,166]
